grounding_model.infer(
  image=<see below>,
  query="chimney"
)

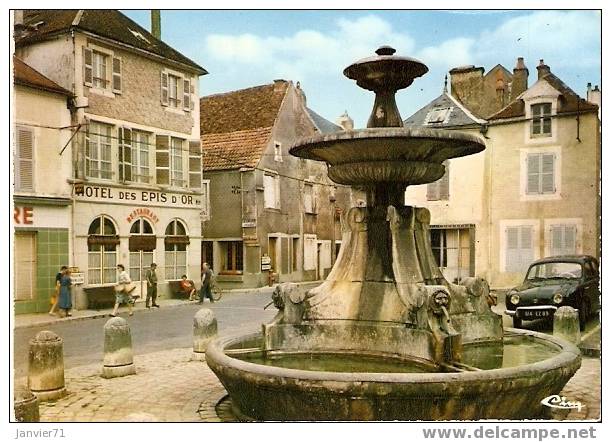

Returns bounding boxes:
[336,111,354,131]
[537,59,550,80]
[295,81,307,106]
[273,79,286,92]
[511,57,528,100]
[448,65,485,116]
[587,84,601,111]
[151,10,161,40]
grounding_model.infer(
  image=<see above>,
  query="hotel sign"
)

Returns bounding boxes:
[73,184,202,208]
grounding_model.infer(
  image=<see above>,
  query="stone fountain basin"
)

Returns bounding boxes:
[205,329,581,421]
[289,128,485,185]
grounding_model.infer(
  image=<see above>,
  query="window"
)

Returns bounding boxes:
[171,137,184,186]
[188,141,202,189]
[15,126,34,191]
[304,183,317,214]
[88,215,118,284]
[14,232,36,300]
[132,131,151,183]
[165,219,188,280]
[527,153,555,194]
[220,241,243,274]
[201,179,211,220]
[292,237,299,272]
[430,228,472,282]
[264,173,280,209]
[202,241,214,272]
[118,127,132,182]
[83,47,121,93]
[505,226,534,273]
[531,103,552,136]
[129,218,155,282]
[549,225,577,256]
[427,160,449,201]
[86,122,113,180]
[274,141,282,162]
[424,107,452,125]
[160,71,191,111]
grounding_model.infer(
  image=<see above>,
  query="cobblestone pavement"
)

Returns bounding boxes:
[21,347,600,422]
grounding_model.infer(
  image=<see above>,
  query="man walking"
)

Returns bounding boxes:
[200,262,214,304]
[146,263,160,308]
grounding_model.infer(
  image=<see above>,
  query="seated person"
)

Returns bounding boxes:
[180,275,197,301]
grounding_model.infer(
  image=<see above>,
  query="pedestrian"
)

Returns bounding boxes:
[111,264,135,317]
[145,263,160,309]
[200,262,214,304]
[49,265,68,316]
[180,275,197,301]
[57,267,73,317]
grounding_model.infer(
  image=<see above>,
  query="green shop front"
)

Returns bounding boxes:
[14,196,71,314]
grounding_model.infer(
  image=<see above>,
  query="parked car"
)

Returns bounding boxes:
[505,255,600,330]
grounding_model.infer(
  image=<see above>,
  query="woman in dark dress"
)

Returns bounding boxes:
[58,268,72,317]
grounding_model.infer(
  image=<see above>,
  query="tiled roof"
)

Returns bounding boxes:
[489,72,598,120]
[404,92,484,127]
[202,127,272,171]
[15,10,206,74]
[13,56,72,96]
[200,81,289,134]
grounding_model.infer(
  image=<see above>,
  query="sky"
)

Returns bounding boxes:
[123,9,601,127]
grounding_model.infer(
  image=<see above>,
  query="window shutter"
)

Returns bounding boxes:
[275,176,281,209]
[188,140,202,188]
[264,174,275,208]
[201,180,210,220]
[304,184,313,213]
[520,226,534,271]
[160,71,169,106]
[541,153,555,193]
[426,182,438,201]
[112,57,122,94]
[527,154,540,193]
[84,120,91,178]
[83,47,93,87]
[438,161,450,200]
[183,78,191,112]
[16,127,34,191]
[564,225,576,253]
[505,227,519,273]
[156,135,170,185]
[119,127,132,182]
[550,225,563,255]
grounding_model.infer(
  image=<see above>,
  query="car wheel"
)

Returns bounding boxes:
[512,316,522,329]
[578,299,588,331]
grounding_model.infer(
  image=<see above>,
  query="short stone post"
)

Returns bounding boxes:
[28,331,67,401]
[192,308,218,361]
[14,384,39,422]
[102,317,136,378]
[553,306,581,345]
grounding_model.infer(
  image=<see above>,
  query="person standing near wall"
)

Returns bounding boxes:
[57,267,72,317]
[145,263,160,309]
[49,265,67,316]
[200,262,214,304]
[111,264,135,317]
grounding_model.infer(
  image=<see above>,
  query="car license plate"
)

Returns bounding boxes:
[521,309,550,319]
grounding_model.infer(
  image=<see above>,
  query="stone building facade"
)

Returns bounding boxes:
[405,58,600,288]
[14,10,208,307]
[201,81,351,288]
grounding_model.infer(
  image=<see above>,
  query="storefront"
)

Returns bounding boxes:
[72,183,203,301]
[14,197,72,314]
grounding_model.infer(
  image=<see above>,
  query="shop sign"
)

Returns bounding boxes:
[126,208,159,224]
[261,254,271,271]
[14,206,34,225]
[73,184,202,208]
[70,272,85,285]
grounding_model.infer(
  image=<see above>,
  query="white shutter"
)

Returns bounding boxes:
[438,161,450,200]
[83,47,93,87]
[118,127,132,182]
[201,179,210,220]
[304,184,313,213]
[112,57,122,94]
[156,135,170,185]
[275,176,281,209]
[550,225,576,255]
[16,127,34,191]
[160,71,169,106]
[188,140,202,188]
[264,174,275,208]
[527,154,540,194]
[183,78,191,111]
[564,225,576,253]
[14,233,36,300]
[519,226,534,271]
[506,227,519,272]
[550,225,563,256]
[541,153,555,193]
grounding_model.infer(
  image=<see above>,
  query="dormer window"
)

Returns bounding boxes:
[424,107,452,125]
[83,46,122,94]
[531,103,552,136]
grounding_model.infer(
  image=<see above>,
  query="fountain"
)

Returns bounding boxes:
[205,46,581,421]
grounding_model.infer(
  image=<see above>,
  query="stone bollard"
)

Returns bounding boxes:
[14,384,40,422]
[102,317,136,378]
[192,308,218,361]
[28,331,67,401]
[553,306,581,345]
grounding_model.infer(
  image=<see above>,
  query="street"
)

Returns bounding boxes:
[13,289,278,377]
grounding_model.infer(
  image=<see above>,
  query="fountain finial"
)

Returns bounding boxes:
[375,45,396,56]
